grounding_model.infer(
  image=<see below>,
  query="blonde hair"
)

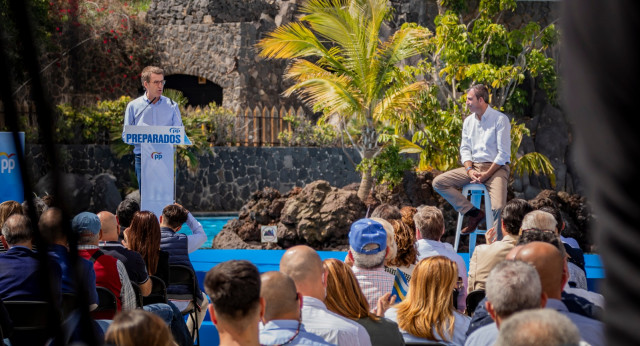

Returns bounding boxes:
[0,200,23,226]
[105,310,176,346]
[395,256,458,342]
[323,258,379,321]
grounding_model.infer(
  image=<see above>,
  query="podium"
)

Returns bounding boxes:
[123,126,191,219]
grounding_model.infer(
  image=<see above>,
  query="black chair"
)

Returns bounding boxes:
[130,282,144,308]
[465,289,486,317]
[143,275,168,306]
[3,300,54,345]
[92,286,118,320]
[168,264,200,345]
[61,292,77,319]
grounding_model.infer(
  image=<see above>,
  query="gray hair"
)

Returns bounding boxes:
[1,214,32,246]
[486,260,541,317]
[520,210,557,233]
[77,231,100,245]
[350,246,387,269]
[495,308,581,346]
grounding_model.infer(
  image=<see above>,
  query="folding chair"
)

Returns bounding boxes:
[465,289,486,317]
[168,264,201,345]
[3,300,54,345]
[143,275,168,306]
[130,282,144,308]
[92,286,118,320]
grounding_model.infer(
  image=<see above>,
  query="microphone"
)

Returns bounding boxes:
[133,96,157,124]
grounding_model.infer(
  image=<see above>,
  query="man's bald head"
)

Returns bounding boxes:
[505,245,523,260]
[515,241,565,298]
[260,271,300,323]
[38,207,65,244]
[98,211,118,241]
[279,245,324,298]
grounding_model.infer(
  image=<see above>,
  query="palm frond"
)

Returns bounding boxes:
[512,152,556,187]
[257,22,330,60]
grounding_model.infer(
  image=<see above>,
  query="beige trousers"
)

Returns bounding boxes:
[432,162,510,215]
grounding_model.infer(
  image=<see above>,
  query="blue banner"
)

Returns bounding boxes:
[0,132,24,203]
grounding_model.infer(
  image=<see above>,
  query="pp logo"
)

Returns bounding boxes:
[169,127,181,134]
[151,152,163,160]
[0,152,16,173]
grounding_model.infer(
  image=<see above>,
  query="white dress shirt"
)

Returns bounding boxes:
[301,296,372,346]
[460,106,511,165]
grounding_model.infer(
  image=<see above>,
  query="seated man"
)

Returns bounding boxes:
[72,211,136,319]
[159,204,209,338]
[260,271,333,345]
[495,308,581,346]
[348,218,394,311]
[40,207,98,311]
[280,245,372,345]
[414,205,468,311]
[464,260,546,346]
[0,214,62,345]
[204,260,264,346]
[467,198,533,293]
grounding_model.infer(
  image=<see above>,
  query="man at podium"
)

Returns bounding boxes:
[122,66,183,188]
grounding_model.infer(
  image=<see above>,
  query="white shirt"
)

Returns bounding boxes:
[416,239,469,312]
[185,213,207,253]
[301,296,372,346]
[460,105,511,165]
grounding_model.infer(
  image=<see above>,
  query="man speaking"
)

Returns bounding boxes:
[122,66,183,188]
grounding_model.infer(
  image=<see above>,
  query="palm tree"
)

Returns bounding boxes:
[257,0,431,201]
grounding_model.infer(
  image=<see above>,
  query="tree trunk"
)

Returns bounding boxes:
[357,167,373,202]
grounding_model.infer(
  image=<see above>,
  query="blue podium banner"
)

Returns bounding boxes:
[0,132,24,203]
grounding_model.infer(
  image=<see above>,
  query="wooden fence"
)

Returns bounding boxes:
[0,101,310,147]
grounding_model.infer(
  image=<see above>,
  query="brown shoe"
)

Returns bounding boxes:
[461,209,485,234]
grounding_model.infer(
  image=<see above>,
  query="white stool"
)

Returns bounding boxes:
[454,183,494,256]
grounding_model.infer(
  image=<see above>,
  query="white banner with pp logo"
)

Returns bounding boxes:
[141,143,174,219]
[123,126,191,219]
[0,132,24,203]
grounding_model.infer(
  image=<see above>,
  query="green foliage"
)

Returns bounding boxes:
[278,113,338,147]
[357,145,414,190]
[510,119,556,186]
[183,103,246,146]
[162,89,189,108]
[56,96,131,144]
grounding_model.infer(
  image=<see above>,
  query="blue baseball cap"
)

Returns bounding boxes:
[349,218,387,254]
[71,212,101,235]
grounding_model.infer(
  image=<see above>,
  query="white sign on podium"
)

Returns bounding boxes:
[123,126,192,219]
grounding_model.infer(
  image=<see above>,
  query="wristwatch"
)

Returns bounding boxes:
[466,166,473,171]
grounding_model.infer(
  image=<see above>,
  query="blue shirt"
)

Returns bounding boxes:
[546,298,604,346]
[49,244,99,305]
[385,306,471,346]
[464,322,498,346]
[122,94,183,154]
[260,320,335,346]
[0,246,62,302]
[460,106,511,165]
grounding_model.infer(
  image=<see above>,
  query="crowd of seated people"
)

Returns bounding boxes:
[0,195,606,346]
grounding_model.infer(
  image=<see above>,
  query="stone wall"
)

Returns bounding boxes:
[25,145,362,212]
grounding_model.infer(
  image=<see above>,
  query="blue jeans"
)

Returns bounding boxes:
[134,154,141,189]
[144,302,192,346]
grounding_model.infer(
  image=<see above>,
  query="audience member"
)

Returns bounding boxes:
[40,207,98,310]
[72,211,136,318]
[370,203,402,221]
[260,271,334,346]
[21,195,49,220]
[0,200,22,252]
[414,205,468,312]
[468,198,533,292]
[323,258,404,346]
[399,206,417,231]
[100,210,191,346]
[515,241,604,346]
[123,210,170,285]
[385,256,471,345]
[464,260,545,346]
[100,211,151,295]
[384,219,417,280]
[495,308,581,346]
[347,218,395,311]
[105,309,176,346]
[537,204,588,288]
[204,260,264,346]
[115,198,140,242]
[159,204,209,338]
[0,214,62,345]
[280,245,372,345]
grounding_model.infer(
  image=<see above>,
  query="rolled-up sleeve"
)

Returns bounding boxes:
[494,114,511,165]
[186,213,207,253]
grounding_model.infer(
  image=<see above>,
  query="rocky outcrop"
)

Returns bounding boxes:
[213,180,366,250]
